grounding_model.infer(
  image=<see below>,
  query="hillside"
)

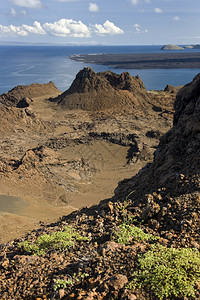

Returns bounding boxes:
[0,73,199,299]
[0,68,176,244]
[0,81,61,107]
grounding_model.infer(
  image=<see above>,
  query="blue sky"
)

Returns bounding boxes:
[0,0,199,45]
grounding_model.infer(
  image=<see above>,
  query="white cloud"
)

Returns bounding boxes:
[0,21,45,36]
[11,8,17,16]
[172,16,180,21]
[131,0,151,6]
[0,19,124,38]
[133,23,148,34]
[134,24,140,32]
[43,19,91,37]
[131,0,139,5]
[10,7,27,17]
[10,0,42,8]
[154,7,163,13]
[89,3,99,13]
[22,21,45,34]
[94,20,124,35]
[0,24,28,36]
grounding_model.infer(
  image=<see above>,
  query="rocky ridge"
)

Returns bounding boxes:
[0,73,199,299]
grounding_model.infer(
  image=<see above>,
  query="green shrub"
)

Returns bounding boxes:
[54,279,70,291]
[19,226,88,255]
[114,223,159,244]
[53,273,89,291]
[129,245,200,299]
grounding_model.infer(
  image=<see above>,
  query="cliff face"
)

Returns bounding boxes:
[114,73,200,246]
[52,67,151,112]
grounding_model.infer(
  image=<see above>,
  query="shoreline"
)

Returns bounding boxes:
[69,52,200,69]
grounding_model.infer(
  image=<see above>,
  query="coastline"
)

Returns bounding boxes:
[69,52,200,69]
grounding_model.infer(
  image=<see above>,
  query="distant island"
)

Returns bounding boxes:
[161,44,200,50]
[70,52,200,69]
[184,44,200,49]
[160,44,184,50]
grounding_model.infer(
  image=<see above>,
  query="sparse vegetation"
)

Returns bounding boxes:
[53,273,89,292]
[114,223,159,244]
[53,279,71,291]
[19,226,88,255]
[128,245,200,299]
[114,192,159,244]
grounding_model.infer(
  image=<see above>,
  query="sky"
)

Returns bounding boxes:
[0,0,199,45]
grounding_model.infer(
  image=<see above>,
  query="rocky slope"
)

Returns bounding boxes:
[0,81,61,134]
[0,74,199,299]
[0,81,60,107]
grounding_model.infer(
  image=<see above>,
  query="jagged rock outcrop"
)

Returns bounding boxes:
[0,81,60,107]
[114,73,200,246]
[52,67,152,112]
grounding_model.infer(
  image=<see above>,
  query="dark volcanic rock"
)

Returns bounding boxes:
[52,67,151,112]
[16,97,33,108]
[164,84,178,94]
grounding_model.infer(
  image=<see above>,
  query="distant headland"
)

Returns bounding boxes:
[70,52,200,69]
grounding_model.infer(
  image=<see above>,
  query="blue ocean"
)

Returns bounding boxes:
[0,44,200,94]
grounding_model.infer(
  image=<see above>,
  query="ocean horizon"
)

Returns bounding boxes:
[0,44,200,94]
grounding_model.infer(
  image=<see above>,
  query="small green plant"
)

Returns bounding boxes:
[54,273,90,291]
[54,279,71,291]
[114,223,158,244]
[115,190,138,225]
[19,226,88,255]
[128,245,200,299]
[114,191,157,244]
